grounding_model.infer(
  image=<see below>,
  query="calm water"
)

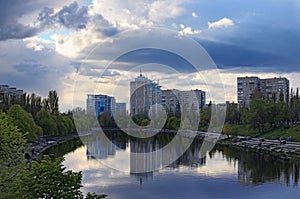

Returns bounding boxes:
[44,133,300,199]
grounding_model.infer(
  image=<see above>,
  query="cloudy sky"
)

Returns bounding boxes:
[1,0,300,111]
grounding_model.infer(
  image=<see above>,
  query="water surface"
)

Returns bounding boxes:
[44,134,300,199]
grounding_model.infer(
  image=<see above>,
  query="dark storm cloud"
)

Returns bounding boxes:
[0,0,40,40]
[0,1,119,41]
[188,0,300,72]
[38,1,89,30]
[112,48,199,73]
[13,63,48,76]
[91,15,119,37]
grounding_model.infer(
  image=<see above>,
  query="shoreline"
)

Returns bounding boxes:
[27,129,300,161]
[218,136,300,160]
[29,132,79,159]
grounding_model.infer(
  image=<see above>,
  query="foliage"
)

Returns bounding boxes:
[99,111,114,128]
[85,192,107,199]
[44,90,60,114]
[0,111,27,198]
[37,109,59,136]
[14,156,83,199]
[7,104,43,140]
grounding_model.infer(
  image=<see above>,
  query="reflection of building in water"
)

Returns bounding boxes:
[238,160,253,185]
[130,139,162,174]
[169,143,206,168]
[86,136,116,160]
[130,138,207,176]
[130,140,161,183]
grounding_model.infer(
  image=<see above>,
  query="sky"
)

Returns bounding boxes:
[0,0,300,111]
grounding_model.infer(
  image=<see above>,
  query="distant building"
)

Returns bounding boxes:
[115,102,126,114]
[0,85,23,105]
[237,76,289,107]
[130,73,161,116]
[86,94,115,116]
[161,89,180,115]
[161,89,206,115]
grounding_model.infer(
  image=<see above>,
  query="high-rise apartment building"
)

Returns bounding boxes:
[130,73,206,116]
[86,94,116,116]
[130,73,161,116]
[237,76,289,107]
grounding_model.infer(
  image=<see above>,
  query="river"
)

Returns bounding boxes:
[43,132,300,199]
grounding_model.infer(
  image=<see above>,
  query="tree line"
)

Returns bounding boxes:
[0,110,106,198]
[0,90,76,140]
[91,88,300,135]
[222,88,300,134]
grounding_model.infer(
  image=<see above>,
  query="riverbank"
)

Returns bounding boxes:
[219,136,300,160]
[29,132,79,159]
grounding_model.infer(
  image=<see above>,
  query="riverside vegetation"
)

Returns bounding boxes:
[0,90,106,198]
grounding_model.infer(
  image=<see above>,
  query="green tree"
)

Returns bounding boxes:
[0,111,27,198]
[36,109,58,136]
[7,104,43,140]
[85,192,107,199]
[99,111,113,128]
[13,156,107,199]
[248,98,271,133]
[48,90,59,114]
[14,156,83,199]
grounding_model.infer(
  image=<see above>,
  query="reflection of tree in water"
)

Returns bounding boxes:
[43,138,83,159]
[211,146,300,187]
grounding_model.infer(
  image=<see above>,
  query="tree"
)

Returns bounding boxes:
[7,104,43,140]
[85,192,107,199]
[248,98,271,133]
[0,111,27,198]
[14,156,83,198]
[99,111,114,128]
[48,90,59,114]
[36,109,58,136]
[13,156,107,199]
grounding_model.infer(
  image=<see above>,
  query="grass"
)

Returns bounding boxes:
[258,125,300,142]
[225,124,258,137]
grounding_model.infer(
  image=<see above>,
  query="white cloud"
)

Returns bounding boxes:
[180,24,185,29]
[91,0,186,29]
[208,17,234,29]
[192,12,199,18]
[179,27,202,35]
[148,0,185,22]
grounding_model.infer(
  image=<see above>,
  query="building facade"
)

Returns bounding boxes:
[130,73,161,116]
[86,94,116,116]
[115,102,126,114]
[0,85,23,105]
[237,76,289,107]
[161,89,206,115]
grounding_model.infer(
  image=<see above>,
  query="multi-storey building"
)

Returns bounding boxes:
[130,73,206,116]
[86,94,115,116]
[0,85,23,105]
[130,73,161,116]
[115,102,126,114]
[161,89,180,115]
[237,76,289,107]
[161,89,206,115]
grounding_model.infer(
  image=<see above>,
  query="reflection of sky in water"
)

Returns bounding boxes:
[63,145,237,192]
[62,141,300,199]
